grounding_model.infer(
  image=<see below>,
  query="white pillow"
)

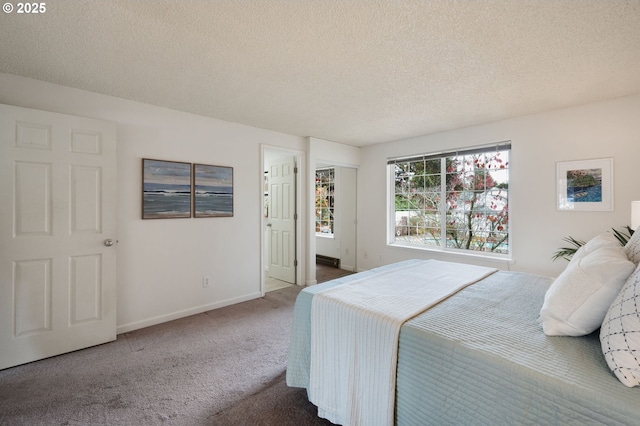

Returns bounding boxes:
[540,233,635,336]
[600,263,640,387]
[579,232,623,256]
[624,227,640,264]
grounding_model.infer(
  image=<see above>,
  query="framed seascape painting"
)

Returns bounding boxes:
[557,158,613,211]
[142,159,192,219]
[193,164,234,218]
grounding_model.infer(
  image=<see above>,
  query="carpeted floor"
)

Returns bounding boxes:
[0,277,343,425]
[210,372,332,426]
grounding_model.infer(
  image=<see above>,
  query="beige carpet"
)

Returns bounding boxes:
[210,372,332,426]
[0,285,336,425]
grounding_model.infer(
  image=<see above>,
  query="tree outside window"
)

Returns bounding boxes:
[391,144,510,255]
[315,168,335,234]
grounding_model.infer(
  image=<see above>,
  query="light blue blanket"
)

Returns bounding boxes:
[287,261,640,425]
[397,270,640,425]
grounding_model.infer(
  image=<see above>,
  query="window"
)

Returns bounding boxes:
[389,142,510,256]
[315,168,335,235]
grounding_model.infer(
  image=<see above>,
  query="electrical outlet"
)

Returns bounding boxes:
[203,276,211,288]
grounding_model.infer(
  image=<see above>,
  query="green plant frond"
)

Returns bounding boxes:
[560,236,586,249]
[551,236,585,262]
[551,249,576,262]
[611,227,631,246]
[552,225,633,262]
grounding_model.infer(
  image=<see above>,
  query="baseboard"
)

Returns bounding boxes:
[116,291,262,334]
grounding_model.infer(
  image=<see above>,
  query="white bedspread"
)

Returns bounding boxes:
[308,259,497,426]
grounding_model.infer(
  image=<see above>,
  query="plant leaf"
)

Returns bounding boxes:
[611,226,634,246]
[552,236,585,262]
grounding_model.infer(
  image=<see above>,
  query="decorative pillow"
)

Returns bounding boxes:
[624,227,640,264]
[579,232,624,255]
[600,263,640,387]
[540,233,635,336]
[568,232,621,264]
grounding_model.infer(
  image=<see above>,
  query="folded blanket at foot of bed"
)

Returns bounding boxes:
[304,259,497,426]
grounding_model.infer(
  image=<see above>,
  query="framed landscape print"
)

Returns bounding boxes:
[193,164,234,218]
[142,159,192,219]
[557,158,613,211]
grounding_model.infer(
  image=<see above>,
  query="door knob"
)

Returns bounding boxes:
[104,239,116,247]
[266,223,272,227]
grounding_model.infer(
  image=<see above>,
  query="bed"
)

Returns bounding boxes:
[286,257,640,426]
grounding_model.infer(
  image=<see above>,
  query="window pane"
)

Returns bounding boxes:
[390,145,510,255]
[316,168,335,234]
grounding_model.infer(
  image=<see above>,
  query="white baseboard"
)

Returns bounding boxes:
[116,291,262,334]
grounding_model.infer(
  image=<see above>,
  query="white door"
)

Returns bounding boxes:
[267,156,296,284]
[0,104,117,370]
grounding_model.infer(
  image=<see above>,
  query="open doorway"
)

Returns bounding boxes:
[314,164,357,277]
[262,146,303,294]
[308,137,361,284]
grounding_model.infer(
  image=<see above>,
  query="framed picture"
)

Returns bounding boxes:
[142,159,192,219]
[193,164,234,217]
[557,158,613,211]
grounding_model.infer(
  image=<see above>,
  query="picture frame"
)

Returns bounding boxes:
[557,158,613,211]
[142,159,192,219]
[193,164,234,218]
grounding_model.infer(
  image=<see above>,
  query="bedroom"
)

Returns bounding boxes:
[1,1,640,423]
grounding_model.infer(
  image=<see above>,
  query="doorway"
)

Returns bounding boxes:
[262,146,303,294]
[314,164,357,274]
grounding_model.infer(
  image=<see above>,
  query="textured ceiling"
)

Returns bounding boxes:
[1,0,640,146]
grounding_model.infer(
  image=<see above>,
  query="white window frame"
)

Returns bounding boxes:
[387,142,512,260]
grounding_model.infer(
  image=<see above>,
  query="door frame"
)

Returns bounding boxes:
[260,145,305,295]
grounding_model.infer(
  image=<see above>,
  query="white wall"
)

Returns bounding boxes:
[3,73,638,326]
[0,73,307,333]
[339,167,357,271]
[357,94,640,277]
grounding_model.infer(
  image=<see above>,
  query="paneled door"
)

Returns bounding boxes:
[0,104,117,370]
[267,156,296,284]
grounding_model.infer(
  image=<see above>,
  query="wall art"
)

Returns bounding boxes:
[193,163,234,217]
[557,158,613,211]
[142,159,192,219]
